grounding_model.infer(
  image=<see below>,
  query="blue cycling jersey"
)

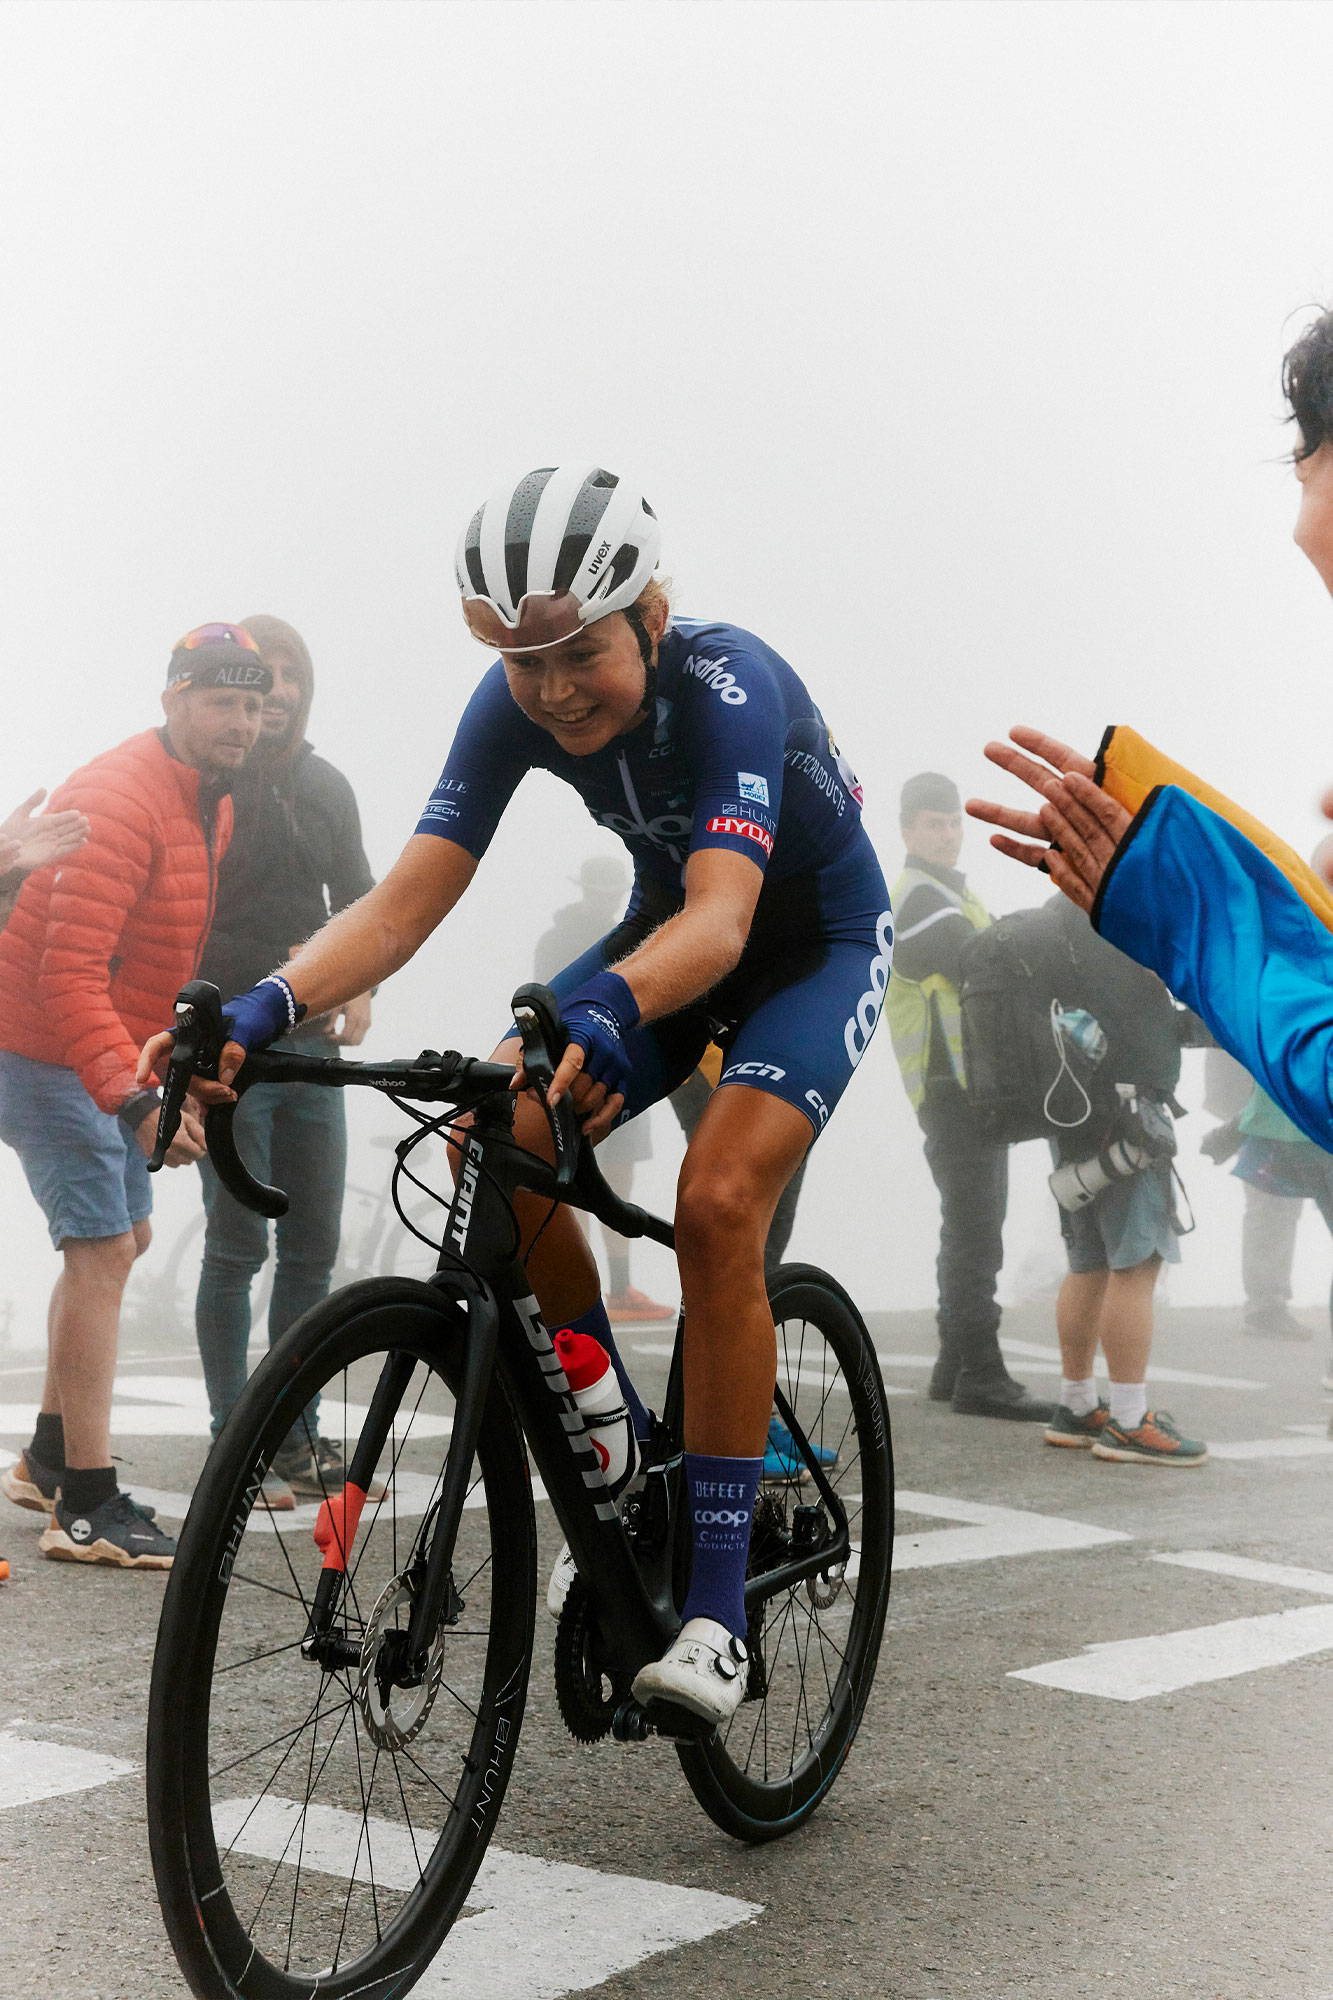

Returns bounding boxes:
[416,617,891,1135]
[415,619,867,907]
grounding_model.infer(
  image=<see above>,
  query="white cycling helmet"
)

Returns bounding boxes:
[456,464,661,653]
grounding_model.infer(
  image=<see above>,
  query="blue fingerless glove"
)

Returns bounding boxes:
[560,971,640,1096]
[221,975,307,1054]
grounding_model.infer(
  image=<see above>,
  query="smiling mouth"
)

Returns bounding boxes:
[545,707,598,728]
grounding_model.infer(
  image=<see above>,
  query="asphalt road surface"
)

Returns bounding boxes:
[2,1299,1331,2000]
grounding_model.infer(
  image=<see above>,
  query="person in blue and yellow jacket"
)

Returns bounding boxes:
[967,308,1333,1158]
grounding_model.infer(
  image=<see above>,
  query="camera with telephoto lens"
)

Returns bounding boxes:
[1048,1085,1177,1213]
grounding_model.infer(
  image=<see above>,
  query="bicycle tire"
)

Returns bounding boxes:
[676,1262,893,1842]
[148,1276,536,2000]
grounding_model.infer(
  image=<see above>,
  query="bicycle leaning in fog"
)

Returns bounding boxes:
[145,979,894,2000]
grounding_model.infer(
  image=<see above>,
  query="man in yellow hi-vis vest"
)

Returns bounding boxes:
[886,773,1055,1421]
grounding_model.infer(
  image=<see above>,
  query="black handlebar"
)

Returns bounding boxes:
[148,978,586,1225]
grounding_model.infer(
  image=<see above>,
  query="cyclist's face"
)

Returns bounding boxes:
[162,686,265,774]
[1294,442,1333,597]
[499,615,649,755]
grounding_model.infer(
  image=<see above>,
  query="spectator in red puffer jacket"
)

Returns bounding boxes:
[0,624,269,1569]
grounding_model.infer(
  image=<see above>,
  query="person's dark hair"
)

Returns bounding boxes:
[1282,310,1333,459]
[899,771,960,825]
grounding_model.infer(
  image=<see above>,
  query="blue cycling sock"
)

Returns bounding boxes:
[567,1300,653,1441]
[681,1452,763,1638]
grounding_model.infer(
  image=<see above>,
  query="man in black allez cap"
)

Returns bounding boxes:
[885,772,1055,1421]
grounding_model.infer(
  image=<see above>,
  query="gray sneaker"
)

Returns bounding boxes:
[274,1436,387,1504]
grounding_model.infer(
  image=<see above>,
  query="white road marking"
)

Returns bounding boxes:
[893,1489,1130,1569]
[1009,1603,1333,1700]
[0,1728,134,1808]
[1152,1550,1333,1596]
[999,1337,1266,1393]
[137,1468,548,1529]
[0,1376,456,1442]
[1208,1436,1333,1460]
[628,1340,915,1395]
[212,1796,760,1998]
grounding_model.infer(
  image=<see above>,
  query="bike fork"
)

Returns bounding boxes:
[300,1295,500,1674]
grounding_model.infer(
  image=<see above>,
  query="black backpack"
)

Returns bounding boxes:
[957,906,1119,1149]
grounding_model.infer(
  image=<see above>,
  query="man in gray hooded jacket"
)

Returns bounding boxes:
[194,615,375,1504]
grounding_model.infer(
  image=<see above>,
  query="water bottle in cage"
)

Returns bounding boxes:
[554,1328,637,1495]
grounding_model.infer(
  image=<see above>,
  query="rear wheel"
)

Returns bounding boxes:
[677,1263,893,1841]
[148,1277,536,1999]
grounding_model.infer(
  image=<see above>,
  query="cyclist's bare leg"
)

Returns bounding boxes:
[451,1037,603,1325]
[674,1084,811,1457]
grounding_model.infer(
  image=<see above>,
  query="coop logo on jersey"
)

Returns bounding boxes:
[706,815,773,856]
[844,910,894,1068]
[737,771,769,807]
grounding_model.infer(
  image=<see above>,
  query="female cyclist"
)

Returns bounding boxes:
[141,465,892,1723]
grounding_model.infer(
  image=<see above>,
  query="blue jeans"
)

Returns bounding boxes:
[195,1053,347,1437]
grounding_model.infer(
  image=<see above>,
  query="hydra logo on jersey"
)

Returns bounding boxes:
[844,910,894,1068]
[705,815,774,855]
[683,653,747,705]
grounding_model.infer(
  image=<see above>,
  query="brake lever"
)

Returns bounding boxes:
[148,979,225,1173]
[511,981,578,1191]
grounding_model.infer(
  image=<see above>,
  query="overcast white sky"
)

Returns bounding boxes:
[3,0,1333,1328]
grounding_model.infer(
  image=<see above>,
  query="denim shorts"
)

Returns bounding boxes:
[0,1049,153,1247]
[1058,1157,1180,1273]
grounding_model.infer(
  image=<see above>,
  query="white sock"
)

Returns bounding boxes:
[1108,1382,1148,1430]
[1060,1377,1100,1417]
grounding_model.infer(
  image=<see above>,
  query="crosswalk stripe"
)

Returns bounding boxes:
[0,1728,134,1808]
[1208,1436,1333,1459]
[212,1795,761,1997]
[894,1488,1130,1569]
[998,1338,1267,1392]
[1008,1602,1333,1700]
[627,1340,916,1394]
[1152,1550,1333,1596]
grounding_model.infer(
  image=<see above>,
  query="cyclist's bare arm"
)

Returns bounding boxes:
[137,835,477,1101]
[545,846,761,1107]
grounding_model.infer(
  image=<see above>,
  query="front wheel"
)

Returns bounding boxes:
[676,1263,893,1842]
[147,1277,537,2000]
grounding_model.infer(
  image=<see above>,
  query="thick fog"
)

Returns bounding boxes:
[3,0,1333,1342]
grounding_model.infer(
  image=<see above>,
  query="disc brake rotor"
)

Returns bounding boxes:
[357,1573,447,1751]
[806,1561,847,1610]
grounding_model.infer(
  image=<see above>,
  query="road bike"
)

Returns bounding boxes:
[145,980,894,2000]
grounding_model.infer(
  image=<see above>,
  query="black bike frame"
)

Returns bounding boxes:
[152,980,854,1695]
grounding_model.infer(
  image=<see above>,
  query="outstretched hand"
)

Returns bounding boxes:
[0,790,90,879]
[966,726,1132,914]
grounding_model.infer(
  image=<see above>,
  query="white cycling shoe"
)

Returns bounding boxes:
[630,1618,750,1727]
[546,1543,580,1621]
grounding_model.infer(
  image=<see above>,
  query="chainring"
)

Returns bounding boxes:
[553,1575,621,1744]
